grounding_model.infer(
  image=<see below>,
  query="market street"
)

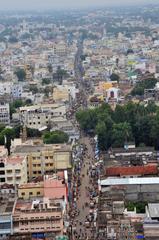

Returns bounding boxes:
[70,137,98,240]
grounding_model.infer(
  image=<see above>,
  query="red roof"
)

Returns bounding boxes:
[105,164,158,176]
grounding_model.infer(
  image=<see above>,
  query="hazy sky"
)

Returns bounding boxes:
[0,0,158,10]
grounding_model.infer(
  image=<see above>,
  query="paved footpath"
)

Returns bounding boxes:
[72,137,95,240]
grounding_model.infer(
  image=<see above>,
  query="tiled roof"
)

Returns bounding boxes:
[105,164,158,176]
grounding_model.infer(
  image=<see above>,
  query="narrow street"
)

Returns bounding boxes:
[71,137,98,240]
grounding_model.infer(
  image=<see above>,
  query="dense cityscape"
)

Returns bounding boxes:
[0,2,159,240]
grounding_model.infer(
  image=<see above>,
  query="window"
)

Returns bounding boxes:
[16,177,21,180]
[0,178,5,182]
[0,170,5,175]
[37,192,41,195]
[29,192,33,195]
[7,170,12,174]
[0,162,4,167]
[22,192,25,196]
[7,177,13,181]
[15,169,20,174]
[33,171,37,174]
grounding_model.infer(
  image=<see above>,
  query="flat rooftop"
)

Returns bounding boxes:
[14,144,71,153]
[148,203,159,218]
[0,200,15,214]
[100,177,159,187]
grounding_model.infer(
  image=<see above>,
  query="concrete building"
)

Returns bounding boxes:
[0,82,23,99]
[14,143,72,181]
[18,172,68,203]
[0,155,27,186]
[0,102,10,125]
[100,177,159,202]
[144,203,159,240]
[0,198,15,240]
[19,103,67,129]
[12,198,64,238]
[18,182,44,200]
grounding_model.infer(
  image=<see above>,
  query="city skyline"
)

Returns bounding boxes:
[0,0,158,10]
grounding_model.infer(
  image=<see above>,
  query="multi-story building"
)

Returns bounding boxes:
[18,173,68,204]
[12,198,64,239]
[0,102,10,125]
[19,103,67,129]
[14,143,72,181]
[0,155,27,186]
[0,198,15,240]
[144,203,159,239]
[53,42,67,56]
[0,82,23,99]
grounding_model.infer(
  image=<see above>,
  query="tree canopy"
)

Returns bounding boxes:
[43,130,69,144]
[76,102,159,150]
[131,78,157,96]
[14,68,26,81]
[0,128,15,155]
[110,73,120,82]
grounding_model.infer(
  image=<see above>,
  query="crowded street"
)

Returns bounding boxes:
[68,136,99,240]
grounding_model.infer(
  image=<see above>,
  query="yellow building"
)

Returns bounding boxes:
[18,182,44,200]
[14,143,72,181]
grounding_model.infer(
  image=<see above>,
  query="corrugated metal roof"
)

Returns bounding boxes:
[100,177,159,186]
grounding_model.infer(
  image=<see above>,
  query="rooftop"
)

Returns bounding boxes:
[100,177,159,187]
[105,164,158,176]
[7,155,25,165]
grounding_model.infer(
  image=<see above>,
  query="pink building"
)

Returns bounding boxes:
[44,176,67,203]
[12,198,64,238]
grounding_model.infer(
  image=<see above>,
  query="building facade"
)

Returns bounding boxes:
[0,156,27,186]
[0,102,10,125]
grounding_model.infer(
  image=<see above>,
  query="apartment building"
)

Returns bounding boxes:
[0,155,27,186]
[18,182,44,200]
[0,102,10,125]
[12,198,64,238]
[14,143,72,181]
[144,203,159,239]
[18,173,68,203]
[0,198,15,240]
[53,42,67,56]
[0,82,23,99]
[19,103,67,129]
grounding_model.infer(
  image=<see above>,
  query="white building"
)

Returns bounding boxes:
[19,103,67,129]
[0,82,23,99]
[0,102,10,125]
[0,155,27,186]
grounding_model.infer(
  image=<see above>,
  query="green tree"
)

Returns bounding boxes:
[47,64,53,73]
[27,128,42,138]
[44,86,52,97]
[14,68,26,81]
[29,85,38,94]
[43,131,69,144]
[53,66,69,85]
[110,73,120,82]
[76,109,98,133]
[131,78,157,96]
[96,116,113,150]
[1,128,15,156]
[112,122,132,147]
[42,78,51,85]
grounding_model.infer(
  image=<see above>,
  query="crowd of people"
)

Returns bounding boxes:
[68,137,99,240]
